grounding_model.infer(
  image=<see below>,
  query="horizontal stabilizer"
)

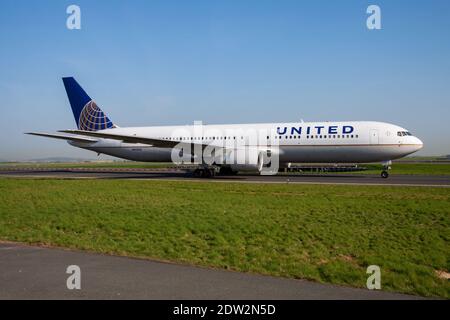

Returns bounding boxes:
[25,132,98,143]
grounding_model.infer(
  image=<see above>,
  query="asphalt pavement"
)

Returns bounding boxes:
[0,167,448,187]
[0,242,420,299]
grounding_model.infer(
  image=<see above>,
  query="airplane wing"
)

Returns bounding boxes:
[26,132,98,143]
[58,129,200,148]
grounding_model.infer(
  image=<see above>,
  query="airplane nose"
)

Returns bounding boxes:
[414,137,424,150]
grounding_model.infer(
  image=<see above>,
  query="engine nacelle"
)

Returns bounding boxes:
[226,148,275,173]
[229,156,261,172]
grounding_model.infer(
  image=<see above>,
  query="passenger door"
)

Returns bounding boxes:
[369,129,379,144]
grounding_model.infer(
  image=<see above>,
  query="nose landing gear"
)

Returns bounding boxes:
[381,160,392,179]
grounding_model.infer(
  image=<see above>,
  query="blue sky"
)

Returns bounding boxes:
[0,0,449,160]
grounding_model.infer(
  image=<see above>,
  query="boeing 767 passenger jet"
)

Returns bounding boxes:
[27,77,423,178]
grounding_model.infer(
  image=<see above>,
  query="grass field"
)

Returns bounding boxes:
[0,178,449,298]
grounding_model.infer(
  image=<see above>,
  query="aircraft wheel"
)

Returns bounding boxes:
[193,169,202,178]
[219,166,230,175]
[219,167,237,176]
[381,171,389,179]
[202,169,211,178]
[194,168,215,178]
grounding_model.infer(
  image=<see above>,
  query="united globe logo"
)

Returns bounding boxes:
[78,101,114,131]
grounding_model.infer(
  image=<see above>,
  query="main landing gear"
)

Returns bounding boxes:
[193,166,238,178]
[218,166,238,176]
[193,167,216,178]
[381,160,392,179]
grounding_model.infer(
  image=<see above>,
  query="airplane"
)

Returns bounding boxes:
[27,77,423,178]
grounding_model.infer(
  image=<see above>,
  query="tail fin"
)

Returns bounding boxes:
[62,77,115,131]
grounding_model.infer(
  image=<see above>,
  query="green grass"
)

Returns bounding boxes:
[396,156,449,161]
[0,178,449,298]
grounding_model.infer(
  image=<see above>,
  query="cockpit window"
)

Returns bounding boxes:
[397,131,413,137]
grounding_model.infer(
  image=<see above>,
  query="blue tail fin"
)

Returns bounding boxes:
[62,77,115,131]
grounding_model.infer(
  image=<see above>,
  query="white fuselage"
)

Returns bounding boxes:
[69,121,423,166]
